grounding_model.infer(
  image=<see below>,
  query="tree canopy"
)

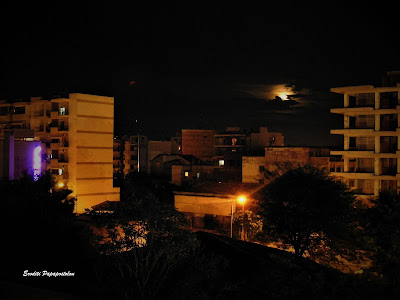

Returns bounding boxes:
[89,172,198,299]
[365,190,400,287]
[261,165,357,257]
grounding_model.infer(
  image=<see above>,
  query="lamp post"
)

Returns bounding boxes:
[237,195,246,241]
[230,195,247,240]
[230,201,233,238]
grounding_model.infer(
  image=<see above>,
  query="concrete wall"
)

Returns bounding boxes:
[0,135,43,180]
[175,193,236,216]
[250,127,284,154]
[148,140,171,173]
[69,94,120,213]
[181,129,216,158]
[242,156,266,183]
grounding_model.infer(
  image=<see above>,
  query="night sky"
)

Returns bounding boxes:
[2,2,400,146]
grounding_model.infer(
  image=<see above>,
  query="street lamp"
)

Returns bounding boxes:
[237,195,247,240]
[230,195,247,239]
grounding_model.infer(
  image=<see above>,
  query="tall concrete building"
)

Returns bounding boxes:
[122,135,148,175]
[0,93,120,213]
[330,74,400,198]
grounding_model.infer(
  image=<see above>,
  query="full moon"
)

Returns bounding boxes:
[279,93,289,100]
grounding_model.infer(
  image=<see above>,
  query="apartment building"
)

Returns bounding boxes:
[0,93,120,213]
[242,146,332,183]
[112,135,182,176]
[181,129,216,159]
[122,135,148,175]
[330,73,400,198]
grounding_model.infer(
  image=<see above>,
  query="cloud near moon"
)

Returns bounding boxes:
[234,83,312,109]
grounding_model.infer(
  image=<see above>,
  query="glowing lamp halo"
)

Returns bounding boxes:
[237,195,247,204]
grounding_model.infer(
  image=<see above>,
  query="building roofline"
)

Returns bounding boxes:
[331,85,400,94]
[330,86,374,94]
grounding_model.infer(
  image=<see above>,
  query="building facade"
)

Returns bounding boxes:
[242,146,331,183]
[0,93,120,213]
[330,76,400,198]
[0,130,44,180]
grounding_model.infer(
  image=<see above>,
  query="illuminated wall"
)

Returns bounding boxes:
[68,94,120,213]
[0,137,43,180]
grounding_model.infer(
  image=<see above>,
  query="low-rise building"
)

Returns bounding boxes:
[242,146,331,183]
[174,182,261,231]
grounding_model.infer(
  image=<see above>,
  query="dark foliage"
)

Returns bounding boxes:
[365,190,400,290]
[2,171,75,228]
[261,165,358,257]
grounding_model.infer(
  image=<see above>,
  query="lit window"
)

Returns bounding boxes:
[58,169,63,175]
[184,171,189,177]
[59,107,66,115]
[219,160,224,167]
[197,173,200,179]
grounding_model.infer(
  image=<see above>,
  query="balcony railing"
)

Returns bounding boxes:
[355,168,374,173]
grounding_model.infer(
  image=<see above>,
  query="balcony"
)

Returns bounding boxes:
[330,171,374,179]
[330,107,374,115]
[33,111,44,117]
[58,109,69,116]
[330,128,374,136]
[351,188,374,196]
[380,143,397,154]
[380,92,398,109]
[381,167,397,176]
[58,125,69,132]
[60,141,69,148]
[59,157,69,163]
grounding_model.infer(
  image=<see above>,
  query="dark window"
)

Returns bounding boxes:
[0,107,9,115]
[13,106,25,114]
[259,165,265,172]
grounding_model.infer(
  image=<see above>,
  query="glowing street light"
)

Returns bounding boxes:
[58,182,64,188]
[237,195,246,206]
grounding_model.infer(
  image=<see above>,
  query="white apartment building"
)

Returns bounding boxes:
[330,74,400,198]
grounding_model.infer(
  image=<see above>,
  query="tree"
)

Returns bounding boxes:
[2,170,75,227]
[365,190,400,286]
[261,165,357,257]
[232,210,263,241]
[89,175,198,300]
